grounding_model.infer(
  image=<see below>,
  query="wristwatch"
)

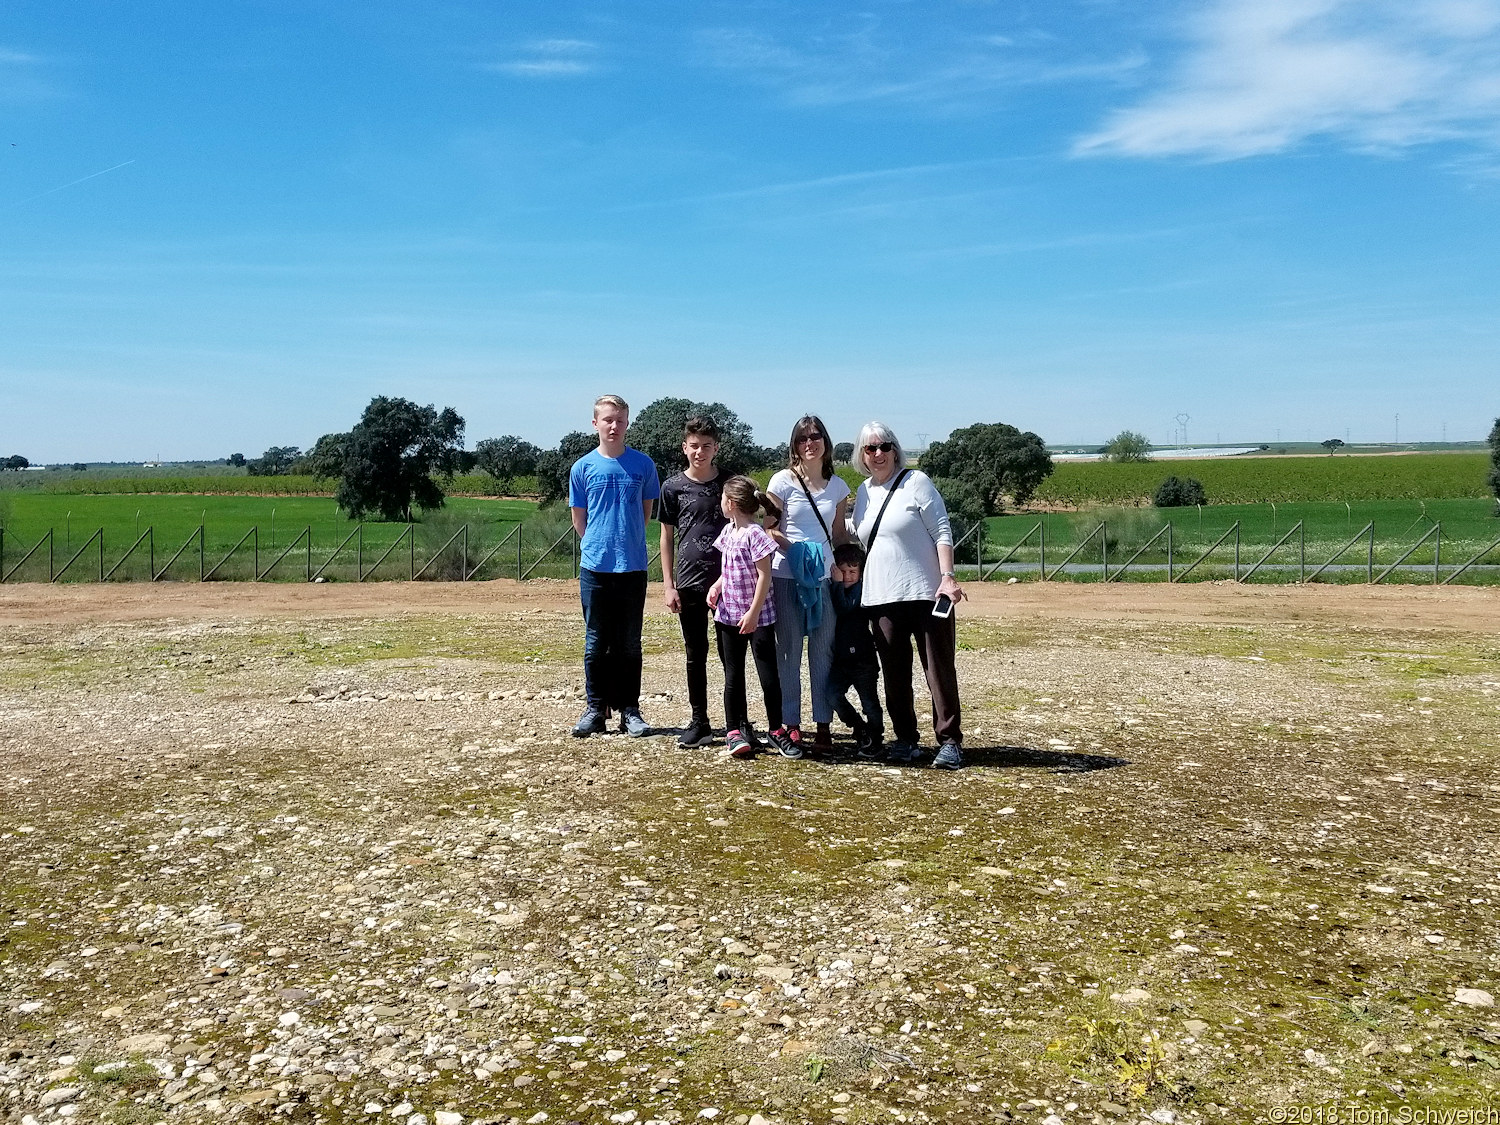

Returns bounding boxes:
[941,570,956,578]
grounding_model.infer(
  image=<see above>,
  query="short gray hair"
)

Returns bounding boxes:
[853,421,906,476]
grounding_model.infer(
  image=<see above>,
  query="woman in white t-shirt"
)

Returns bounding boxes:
[849,421,965,770]
[764,414,850,758]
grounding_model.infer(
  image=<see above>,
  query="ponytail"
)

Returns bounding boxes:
[723,475,779,519]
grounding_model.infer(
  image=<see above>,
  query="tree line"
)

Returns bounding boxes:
[233,395,1056,524]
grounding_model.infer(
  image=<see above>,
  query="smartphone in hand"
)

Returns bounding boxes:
[932,594,953,618]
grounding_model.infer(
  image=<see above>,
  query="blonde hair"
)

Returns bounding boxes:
[593,394,630,417]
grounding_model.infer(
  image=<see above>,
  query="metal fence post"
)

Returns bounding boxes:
[1167,522,1174,583]
[1101,522,1108,582]
[1038,520,1046,581]
[1367,522,1374,583]
[1433,522,1441,584]
[198,526,204,581]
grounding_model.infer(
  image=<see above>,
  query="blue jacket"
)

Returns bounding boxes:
[786,540,826,631]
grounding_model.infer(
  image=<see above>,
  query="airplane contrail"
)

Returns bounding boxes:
[9,159,136,207]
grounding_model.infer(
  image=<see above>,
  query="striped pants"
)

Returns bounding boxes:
[772,576,837,728]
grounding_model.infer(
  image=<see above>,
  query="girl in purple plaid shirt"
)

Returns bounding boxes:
[706,476,785,758]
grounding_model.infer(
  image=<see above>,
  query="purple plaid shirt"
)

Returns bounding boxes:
[712,523,777,628]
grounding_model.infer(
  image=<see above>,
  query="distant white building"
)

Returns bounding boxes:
[1052,446,1261,462]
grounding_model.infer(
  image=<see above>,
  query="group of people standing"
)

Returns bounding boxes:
[567,395,966,770]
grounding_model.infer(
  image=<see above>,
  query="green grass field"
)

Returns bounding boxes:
[3,465,1497,583]
[968,498,1500,581]
[0,471,543,497]
[1034,451,1490,505]
[0,494,542,582]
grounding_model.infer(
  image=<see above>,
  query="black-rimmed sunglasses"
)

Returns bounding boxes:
[863,442,895,454]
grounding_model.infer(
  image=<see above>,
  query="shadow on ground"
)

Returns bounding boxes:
[667,729,1133,774]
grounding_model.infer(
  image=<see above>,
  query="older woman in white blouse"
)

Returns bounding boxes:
[849,422,965,769]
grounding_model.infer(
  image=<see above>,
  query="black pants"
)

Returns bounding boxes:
[829,660,883,738]
[715,621,782,735]
[579,568,648,712]
[869,599,962,746]
[677,587,712,721]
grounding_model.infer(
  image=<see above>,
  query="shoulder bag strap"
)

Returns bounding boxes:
[864,468,912,553]
[793,471,835,546]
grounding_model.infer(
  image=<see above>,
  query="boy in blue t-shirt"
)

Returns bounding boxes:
[569,394,662,737]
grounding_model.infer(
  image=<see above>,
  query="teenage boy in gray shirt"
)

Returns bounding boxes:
[658,416,727,747]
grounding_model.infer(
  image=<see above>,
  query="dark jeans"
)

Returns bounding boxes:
[829,660,883,739]
[715,621,781,735]
[579,568,648,712]
[868,599,962,747]
[677,587,712,721]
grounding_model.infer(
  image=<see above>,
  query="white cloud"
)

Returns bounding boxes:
[485,38,599,79]
[697,24,1140,109]
[0,43,62,103]
[1076,0,1500,158]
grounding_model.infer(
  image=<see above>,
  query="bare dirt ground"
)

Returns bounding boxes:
[6,580,1500,633]
[0,582,1496,1125]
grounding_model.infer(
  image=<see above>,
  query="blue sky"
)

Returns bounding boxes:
[3,0,1499,462]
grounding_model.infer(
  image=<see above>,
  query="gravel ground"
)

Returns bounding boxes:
[0,585,1496,1125]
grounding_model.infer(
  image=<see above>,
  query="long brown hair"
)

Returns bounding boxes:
[722,475,780,520]
[787,414,834,481]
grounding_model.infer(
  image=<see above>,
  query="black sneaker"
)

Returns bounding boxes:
[572,706,606,738]
[856,729,884,759]
[768,726,804,759]
[678,715,714,748]
[886,740,919,764]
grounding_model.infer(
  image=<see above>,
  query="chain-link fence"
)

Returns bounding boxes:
[3,515,1497,584]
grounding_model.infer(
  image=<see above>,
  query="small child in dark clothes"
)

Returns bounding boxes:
[829,542,883,756]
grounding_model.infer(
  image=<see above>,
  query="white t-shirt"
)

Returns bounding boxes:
[850,469,953,605]
[766,468,850,579]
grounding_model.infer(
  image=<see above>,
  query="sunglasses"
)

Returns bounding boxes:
[795,434,825,445]
[863,442,895,454]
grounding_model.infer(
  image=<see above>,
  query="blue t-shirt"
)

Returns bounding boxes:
[569,447,661,573]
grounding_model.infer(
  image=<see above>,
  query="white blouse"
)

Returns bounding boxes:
[766,468,849,580]
[850,469,952,605]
